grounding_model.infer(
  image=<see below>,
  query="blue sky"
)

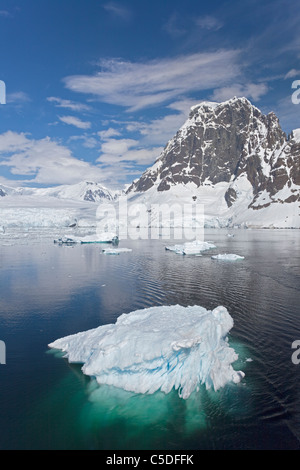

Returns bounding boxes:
[0,0,299,189]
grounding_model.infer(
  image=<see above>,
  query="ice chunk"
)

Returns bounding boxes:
[165,240,216,255]
[102,248,132,255]
[211,253,244,261]
[49,305,244,399]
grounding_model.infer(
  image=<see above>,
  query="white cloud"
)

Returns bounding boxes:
[97,134,163,167]
[285,69,300,79]
[0,131,104,185]
[0,10,12,18]
[58,115,92,130]
[195,15,223,31]
[64,50,242,111]
[6,91,31,104]
[0,131,31,152]
[68,134,98,149]
[0,131,160,188]
[118,147,163,164]
[121,98,197,146]
[103,2,132,21]
[163,12,187,38]
[47,96,91,112]
[98,128,121,139]
[211,82,268,102]
[100,138,137,156]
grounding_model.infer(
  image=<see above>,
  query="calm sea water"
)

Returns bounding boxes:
[0,228,299,450]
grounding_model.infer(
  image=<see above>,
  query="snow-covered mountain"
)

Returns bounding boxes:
[0,181,115,229]
[127,97,300,228]
[0,181,113,203]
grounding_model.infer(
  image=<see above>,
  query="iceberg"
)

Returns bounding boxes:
[54,232,118,245]
[48,305,245,399]
[78,233,119,244]
[165,240,216,255]
[211,254,245,261]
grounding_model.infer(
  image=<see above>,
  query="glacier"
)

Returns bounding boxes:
[48,305,245,399]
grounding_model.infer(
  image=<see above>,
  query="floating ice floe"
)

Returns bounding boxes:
[165,240,216,255]
[102,248,132,255]
[49,304,245,399]
[54,232,118,245]
[211,253,245,261]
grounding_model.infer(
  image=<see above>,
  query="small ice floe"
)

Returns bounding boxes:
[102,248,132,255]
[165,240,216,255]
[79,233,119,244]
[227,233,235,238]
[211,253,244,261]
[48,304,245,399]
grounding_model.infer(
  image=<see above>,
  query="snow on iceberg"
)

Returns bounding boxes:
[211,254,245,261]
[165,240,216,255]
[48,305,245,399]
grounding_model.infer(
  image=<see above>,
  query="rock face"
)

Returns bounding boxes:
[0,188,6,197]
[127,97,300,220]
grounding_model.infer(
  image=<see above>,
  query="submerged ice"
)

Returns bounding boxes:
[49,305,245,399]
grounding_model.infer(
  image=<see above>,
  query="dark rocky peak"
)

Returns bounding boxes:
[127,97,289,195]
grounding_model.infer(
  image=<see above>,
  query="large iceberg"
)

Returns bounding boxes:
[49,305,245,399]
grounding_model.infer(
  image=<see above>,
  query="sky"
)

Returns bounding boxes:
[0,0,299,190]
